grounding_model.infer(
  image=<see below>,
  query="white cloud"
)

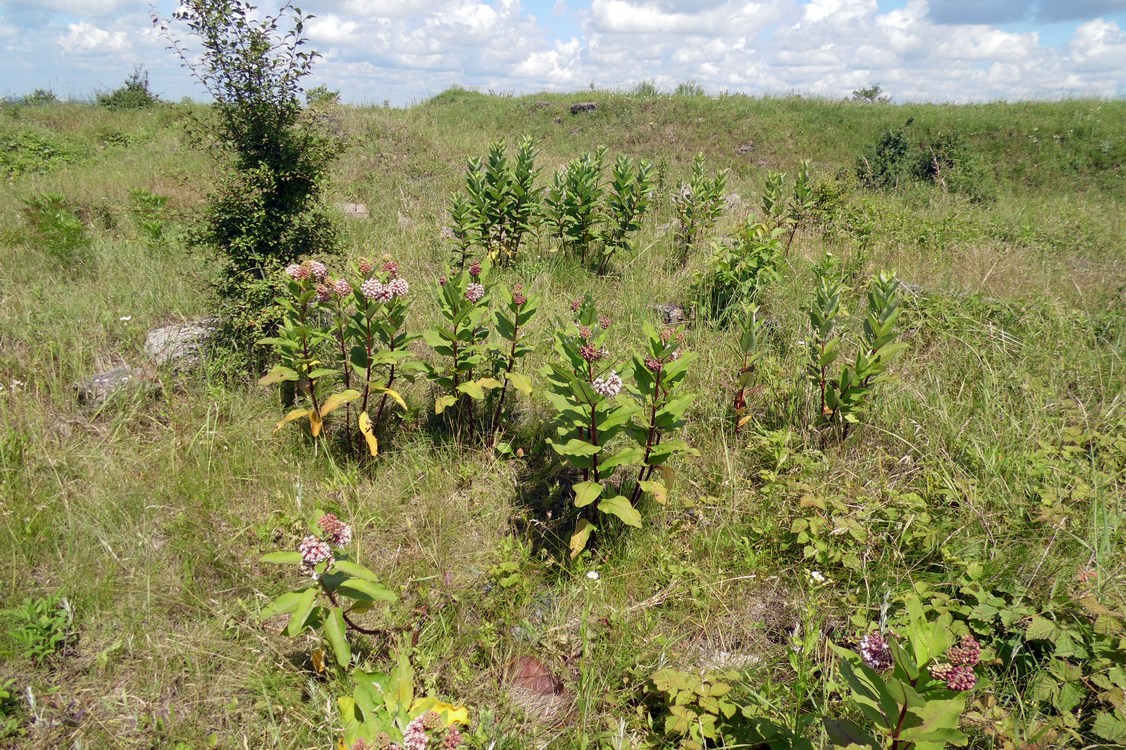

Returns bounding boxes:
[8,0,133,16]
[591,0,784,34]
[57,21,129,55]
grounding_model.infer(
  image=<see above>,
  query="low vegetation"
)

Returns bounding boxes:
[0,86,1123,750]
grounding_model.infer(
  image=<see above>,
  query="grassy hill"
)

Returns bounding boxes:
[0,91,1123,749]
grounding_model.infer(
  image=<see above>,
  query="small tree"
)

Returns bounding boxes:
[155,0,343,366]
[850,84,891,104]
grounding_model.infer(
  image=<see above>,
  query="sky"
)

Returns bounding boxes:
[0,0,1124,105]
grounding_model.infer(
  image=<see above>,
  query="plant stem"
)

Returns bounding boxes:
[490,313,521,441]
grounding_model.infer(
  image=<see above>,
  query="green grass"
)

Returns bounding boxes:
[0,92,1123,749]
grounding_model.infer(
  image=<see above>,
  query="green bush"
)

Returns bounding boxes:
[97,67,160,110]
[19,194,93,269]
[158,0,344,366]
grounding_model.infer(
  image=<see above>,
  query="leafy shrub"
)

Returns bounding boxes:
[304,84,340,106]
[0,128,84,177]
[260,511,395,668]
[0,679,23,739]
[672,154,726,263]
[3,592,73,663]
[158,0,344,364]
[20,89,57,105]
[19,194,93,268]
[260,257,419,455]
[97,66,159,110]
[856,129,912,189]
[857,127,995,203]
[807,264,904,438]
[455,137,541,266]
[692,220,783,324]
[543,297,697,557]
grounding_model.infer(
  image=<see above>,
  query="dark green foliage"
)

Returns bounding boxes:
[159,0,343,365]
[857,127,996,202]
[19,194,93,269]
[856,128,912,189]
[3,592,73,663]
[97,67,160,110]
[0,128,84,177]
[20,89,57,105]
[692,220,783,324]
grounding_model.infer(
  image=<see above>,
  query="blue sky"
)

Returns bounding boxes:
[0,0,1123,104]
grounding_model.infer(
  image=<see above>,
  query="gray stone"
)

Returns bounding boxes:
[570,102,597,114]
[144,318,217,372]
[737,142,756,154]
[76,366,160,409]
[338,202,370,218]
[652,303,690,325]
[725,192,742,210]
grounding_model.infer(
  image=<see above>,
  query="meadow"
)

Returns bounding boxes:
[0,88,1123,749]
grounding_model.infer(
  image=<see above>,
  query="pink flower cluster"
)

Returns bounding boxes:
[859,632,894,671]
[298,535,333,576]
[930,634,982,691]
[466,283,485,303]
[317,513,353,546]
[592,371,623,398]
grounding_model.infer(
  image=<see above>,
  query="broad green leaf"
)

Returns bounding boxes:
[333,560,380,582]
[1093,711,1126,743]
[573,481,603,508]
[506,371,532,396]
[600,447,645,471]
[387,650,413,715]
[261,551,302,565]
[457,381,485,400]
[823,718,879,750]
[569,519,595,558]
[338,578,397,603]
[260,590,305,620]
[320,390,361,417]
[286,588,319,637]
[324,607,351,667]
[550,439,601,458]
[598,495,642,527]
[274,408,311,434]
[258,366,299,386]
[358,411,378,456]
[899,694,968,746]
[1025,615,1057,641]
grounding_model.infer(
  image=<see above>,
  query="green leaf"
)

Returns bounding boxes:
[338,578,397,603]
[899,695,968,747]
[1093,711,1126,743]
[333,560,380,582]
[601,447,645,471]
[457,381,485,400]
[638,480,667,504]
[387,649,414,715]
[598,495,642,527]
[260,590,306,620]
[258,366,299,386]
[261,551,303,565]
[286,587,319,637]
[324,607,351,667]
[550,439,602,458]
[506,371,532,396]
[573,481,603,508]
[823,718,879,750]
[1025,615,1057,641]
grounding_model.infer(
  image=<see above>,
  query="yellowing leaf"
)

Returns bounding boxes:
[358,412,379,456]
[639,480,667,504]
[274,408,311,434]
[435,394,458,415]
[569,519,595,559]
[737,414,754,429]
[372,387,408,412]
[309,408,324,437]
[410,697,470,726]
[319,389,361,417]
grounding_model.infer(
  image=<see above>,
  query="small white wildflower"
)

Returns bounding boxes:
[808,570,826,584]
[586,571,600,580]
[119,315,133,322]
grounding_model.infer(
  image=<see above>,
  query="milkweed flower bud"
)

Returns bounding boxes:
[468,262,481,278]
[599,314,612,329]
[442,726,462,749]
[946,665,976,691]
[333,279,352,297]
[579,344,602,362]
[317,513,353,546]
[316,284,333,302]
[359,260,374,275]
[310,260,328,281]
[947,635,981,667]
[382,260,399,277]
[466,283,485,302]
